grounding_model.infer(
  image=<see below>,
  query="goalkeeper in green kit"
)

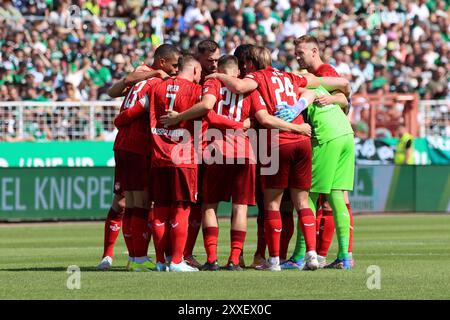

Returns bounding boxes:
[275,83,354,269]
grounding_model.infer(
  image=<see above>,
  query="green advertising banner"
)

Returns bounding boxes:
[0,138,450,168]
[0,165,449,221]
[0,141,115,168]
[349,165,450,212]
[0,167,115,221]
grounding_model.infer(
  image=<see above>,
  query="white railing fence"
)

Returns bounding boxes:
[0,99,448,141]
[418,100,450,137]
[0,101,121,141]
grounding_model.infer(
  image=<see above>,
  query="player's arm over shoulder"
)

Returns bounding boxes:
[315,65,349,111]
[209,73,258,94]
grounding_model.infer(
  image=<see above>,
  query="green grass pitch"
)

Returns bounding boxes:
[0,214,449,300]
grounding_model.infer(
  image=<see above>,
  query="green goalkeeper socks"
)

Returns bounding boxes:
[328,190,350,260]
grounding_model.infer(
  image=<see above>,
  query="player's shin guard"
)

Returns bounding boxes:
[103,207,124,258]
[122,207,135,258]
[203,227,219,263]
[229,230,246,265]
[329,192,350,260]
[183,203,202,258]
[152,206,170,263]
[131,207,150,258]
[280,210,294,261]
[297,208,316,253]
[347,203,354,254]
[169,203,190,264]
[264,210,282,258]
[317,209,335,257]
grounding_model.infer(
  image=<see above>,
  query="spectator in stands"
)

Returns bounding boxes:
[0,0,447,140]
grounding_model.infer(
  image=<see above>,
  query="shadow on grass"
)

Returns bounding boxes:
[0,266,128,272]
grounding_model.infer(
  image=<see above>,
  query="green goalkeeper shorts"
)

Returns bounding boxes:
[310,133,355,194]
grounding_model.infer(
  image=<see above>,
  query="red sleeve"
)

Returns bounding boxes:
[114,103,146,128]
[245,71,262,87]
[315,64,340,77]
[205,110,244,130]
[114,80,155,127]
[202,78,221,100]
[291,73,308,88]
[250,90,267,114]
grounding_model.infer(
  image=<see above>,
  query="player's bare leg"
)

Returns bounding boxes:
[262,188,284,271]
[227,204,247,271]
[97,194,125,271]
[201,203,220,270]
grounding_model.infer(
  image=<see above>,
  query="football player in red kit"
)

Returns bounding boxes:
[149,55,204,272]
[205,46,322,271]
[161,52,313,271]
[98,44,180,272]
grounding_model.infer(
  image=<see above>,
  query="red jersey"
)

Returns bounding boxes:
[113,76,162,155]
[149,76,202,168]
[202,78,264,160]
[314,64,340,77]
[245,67,308,145]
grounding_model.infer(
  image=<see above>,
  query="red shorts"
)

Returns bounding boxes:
[262,140,312,190]
[203,163,256,205]
[150,167,198,204]
[114,149,150,192]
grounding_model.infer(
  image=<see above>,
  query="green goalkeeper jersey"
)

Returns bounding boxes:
[306,85,354,145]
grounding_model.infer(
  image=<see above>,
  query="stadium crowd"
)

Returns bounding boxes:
[0,0,448,141]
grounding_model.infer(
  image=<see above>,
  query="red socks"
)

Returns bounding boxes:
[315,207,323,234]
[183,203,202,258]
[317,209,335,257]
[170,203,190,264]
[297,208,316,252]
[102,207,124,258]
[203,227,219,263]
[347,203,354,253]
[152,206,170,263]
[255,216,266,258]
[280,210,294,260]
[131,207,150,258]
[229,230,246,265]
[264,210,282,257]
[122,207,134,258]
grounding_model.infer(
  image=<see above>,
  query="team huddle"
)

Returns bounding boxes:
[97,35,356,272]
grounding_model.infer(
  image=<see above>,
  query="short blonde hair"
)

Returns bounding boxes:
[247,46,272,70]
[294,35,320,48]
